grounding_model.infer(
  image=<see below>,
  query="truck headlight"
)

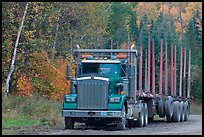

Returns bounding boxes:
[109,97,121,103]
[66,97,76,102]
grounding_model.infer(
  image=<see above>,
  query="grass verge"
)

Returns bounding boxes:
[190,100,202,115]
[2,92,63,134]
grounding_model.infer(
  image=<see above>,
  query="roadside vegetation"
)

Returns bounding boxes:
[2,92,63,130]
[190,100,202,115]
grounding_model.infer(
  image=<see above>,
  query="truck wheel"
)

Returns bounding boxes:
[143,103,148,126]
[180,101,185,122]
[164,98,173,123]
[184,101,190,121]
[116,105,126,130]
[172,101,181,122]
[136,111,144,127]
[65,117,74,129]
[158,99,165,117]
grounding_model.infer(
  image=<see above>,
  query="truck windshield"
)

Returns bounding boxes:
[81,63,120,78]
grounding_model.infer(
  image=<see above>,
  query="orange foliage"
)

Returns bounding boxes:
[170,6,179,16]
[17,74,33,96]
[50,57,71,100]
[17,51,75,101]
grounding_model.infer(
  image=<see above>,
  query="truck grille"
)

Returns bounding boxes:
[77,79,108,109]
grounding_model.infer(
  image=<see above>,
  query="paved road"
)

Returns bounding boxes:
[34,114,202,135]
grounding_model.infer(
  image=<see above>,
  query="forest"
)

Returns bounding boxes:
[2,2,202,101]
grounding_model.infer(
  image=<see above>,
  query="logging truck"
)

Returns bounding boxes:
[62,39,191,130]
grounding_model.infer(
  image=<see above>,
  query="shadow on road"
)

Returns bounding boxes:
[67,119,168,131]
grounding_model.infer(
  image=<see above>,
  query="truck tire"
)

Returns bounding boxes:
[184,101,190,121]
[143,103,148,126]
[116,105,126,130]
[172,101,181,122]
[164,97,173,123]
[180,101,185,122]
[65,117,74,129]
[158,99,165,117]
[136,109,144,127]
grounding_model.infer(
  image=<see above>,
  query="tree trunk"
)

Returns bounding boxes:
[4,3,28,96]
[53,9,61,50]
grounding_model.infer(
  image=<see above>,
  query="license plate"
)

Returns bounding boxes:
[101,112,107,116]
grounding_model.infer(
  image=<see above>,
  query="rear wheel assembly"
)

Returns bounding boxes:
[184,101,190,121]
[136,104,144,127]
[158,99,165,117]
[172,101,181,122]
[143,103,148,126]
[180,101,185,122]
[164,97,173,123]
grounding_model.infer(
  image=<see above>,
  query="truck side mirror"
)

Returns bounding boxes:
[66,65,71,80]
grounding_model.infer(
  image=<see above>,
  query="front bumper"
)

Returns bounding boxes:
[62,110,123,118]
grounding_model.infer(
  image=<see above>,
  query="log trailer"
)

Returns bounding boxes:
[62,38,191,130]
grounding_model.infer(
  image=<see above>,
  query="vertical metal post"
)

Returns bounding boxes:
[174,45,177,96]
[171,44,174,96]
[179,46,183,97]
[183,47,187,98]
[128,35,131,65]
[187,49,191,98]
[139,37,143,92]
[159,39,163,96]
[165,41,168,95]
[148,36,151,94]
[134,55,137,100]
[152,38,155,96]
[144,50,147,93]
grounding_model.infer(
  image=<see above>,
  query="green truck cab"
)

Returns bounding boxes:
[62,57,128,129]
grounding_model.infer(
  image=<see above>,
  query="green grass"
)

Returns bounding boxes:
[2,92,63,130]
[2,117,38,128]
